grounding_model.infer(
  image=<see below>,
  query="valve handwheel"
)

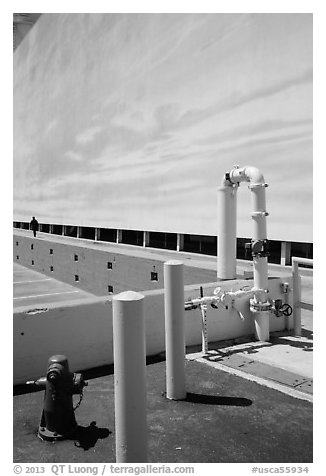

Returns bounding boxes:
[281,303,293,317]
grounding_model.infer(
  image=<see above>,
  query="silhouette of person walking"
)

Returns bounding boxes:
[30,216,39,238]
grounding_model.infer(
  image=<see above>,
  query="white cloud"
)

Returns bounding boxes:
[75,126,104,145]
[64,150,84,162]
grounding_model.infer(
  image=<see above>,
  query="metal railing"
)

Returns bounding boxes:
[292,257,313,336]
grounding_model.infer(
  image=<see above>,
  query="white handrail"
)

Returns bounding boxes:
[292,256,313,336]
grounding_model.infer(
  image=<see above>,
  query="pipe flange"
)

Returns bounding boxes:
[248,183,269,189]
[250,299,272,313]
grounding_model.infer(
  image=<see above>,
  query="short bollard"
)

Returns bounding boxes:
[292,259,302,336]
[112,291,147,463]
[164,260,187,400]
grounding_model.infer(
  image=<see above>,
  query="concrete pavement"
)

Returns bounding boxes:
[13,357,312,463]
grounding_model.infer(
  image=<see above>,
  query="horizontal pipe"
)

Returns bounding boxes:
[297,301,313,311]
[292,257,313,267]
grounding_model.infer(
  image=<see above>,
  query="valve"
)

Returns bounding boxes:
[184,300,198,311]
[271,299,293,318]
[26,355,88,441]
[244,239,269,258]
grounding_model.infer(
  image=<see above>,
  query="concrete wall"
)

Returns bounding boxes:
[13,233,217,295]
[14,13,312,242]
[14,277,292,385]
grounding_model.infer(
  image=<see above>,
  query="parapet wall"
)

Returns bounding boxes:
[14,278,293,385]
[13,233,217,296]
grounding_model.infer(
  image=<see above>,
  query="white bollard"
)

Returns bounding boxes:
[292,260,302,336]
[164,260,187,400]
[112,291,147,463]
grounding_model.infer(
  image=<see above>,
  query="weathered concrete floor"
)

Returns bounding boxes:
[13,358,312,464]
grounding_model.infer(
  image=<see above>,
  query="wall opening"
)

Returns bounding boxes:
[237,237,251,260]
[121,229,143,246]
[31,260,34,265]
[40,223,50,233]
[74,254,79,261]
[52,224,63,235]
[64,225,78,238]
[107,262,113,269]
[49,249,53,255]
[151,271,158,281]
[184,234,217,255]
[98,228,117,243]
[79,226,95,240]
[75,275,79,282]
[50,266,54,272]
[291,242,313,267]
[267,240,282,264]
[108,285,114,293]
[149,231,177,250]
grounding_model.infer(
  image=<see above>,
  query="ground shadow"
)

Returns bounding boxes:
[300,328,313,341]
[270,334,313,352]
[163,391,252,407]
[197,330,313,364]
[72,421,111,450]
[184,392,252,406]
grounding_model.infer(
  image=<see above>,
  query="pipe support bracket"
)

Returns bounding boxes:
[248,183,268,189]
[251,211,269,217]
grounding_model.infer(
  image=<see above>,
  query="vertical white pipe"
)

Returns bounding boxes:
[112,291,147,463]
[164,260,187,400]
[250,188,267,239]
[252,257,268,291]
[217,184,237,279]
[292,260,302,336]
[219,166,271,341]
[248,181,269,341]
[254,311,270,341]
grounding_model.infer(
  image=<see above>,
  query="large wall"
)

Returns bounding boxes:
[13,233,217,296]
[13,13,312,242]
[14,277,292,385]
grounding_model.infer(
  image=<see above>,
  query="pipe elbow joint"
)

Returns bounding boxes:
[243,166,265,185]
[227,165,265,186]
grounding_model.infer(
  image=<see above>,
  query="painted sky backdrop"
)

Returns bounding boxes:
[13,13,312,242]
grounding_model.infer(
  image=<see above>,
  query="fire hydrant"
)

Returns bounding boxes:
[27,355,88,441]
